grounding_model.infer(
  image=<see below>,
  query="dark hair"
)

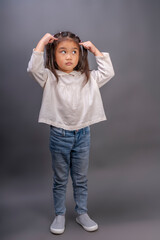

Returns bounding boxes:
[45,31,90,84]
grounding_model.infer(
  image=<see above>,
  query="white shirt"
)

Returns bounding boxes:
[27,49,115,130]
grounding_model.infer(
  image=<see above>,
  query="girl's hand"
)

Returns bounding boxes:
[40,33,58,45]
[35,33,58,52]
[79,41,103,57]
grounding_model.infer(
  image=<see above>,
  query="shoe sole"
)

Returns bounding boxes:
[50,227,65,234]
[76,218,98,232]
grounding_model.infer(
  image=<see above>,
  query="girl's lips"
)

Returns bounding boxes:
[66,62,72,66]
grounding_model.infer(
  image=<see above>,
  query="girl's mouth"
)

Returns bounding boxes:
[66,62,72,66]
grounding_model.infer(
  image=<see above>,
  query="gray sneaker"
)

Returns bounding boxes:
[76,213,98,232]
[50,215,65,234]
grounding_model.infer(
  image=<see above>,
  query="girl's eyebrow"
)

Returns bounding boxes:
[58,47,78,50]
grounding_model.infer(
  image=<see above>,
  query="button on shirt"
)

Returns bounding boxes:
[27,49,115,130]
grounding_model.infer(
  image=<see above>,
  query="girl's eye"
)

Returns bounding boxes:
[61,50,66,54]
[72,51,76,54]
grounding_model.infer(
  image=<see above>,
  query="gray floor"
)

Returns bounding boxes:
[1,148,160,240]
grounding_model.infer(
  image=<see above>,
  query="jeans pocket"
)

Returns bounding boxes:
[50,126,63,136]
[84,126,90,135]
[49,126,65,153]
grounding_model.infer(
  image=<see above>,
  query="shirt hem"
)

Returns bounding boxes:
[38,117,107,130]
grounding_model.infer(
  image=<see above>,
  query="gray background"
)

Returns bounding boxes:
[1,0,160,240]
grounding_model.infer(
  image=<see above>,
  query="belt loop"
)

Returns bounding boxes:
[62,129,65,136]
[83,127,85,135]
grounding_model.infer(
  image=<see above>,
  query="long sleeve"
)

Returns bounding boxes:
[90,52,115,88]
[27,49,49,88]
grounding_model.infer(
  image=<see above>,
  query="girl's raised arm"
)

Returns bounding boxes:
[35,33,58,52]
[80,41,115,88]
[79,41,103,57]
[27,33,58,87]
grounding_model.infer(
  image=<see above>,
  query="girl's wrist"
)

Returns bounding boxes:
[93,48,103,57]
[35,40,45,52]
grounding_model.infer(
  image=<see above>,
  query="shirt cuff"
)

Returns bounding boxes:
[33,48,44,55]
[95,52,109,59]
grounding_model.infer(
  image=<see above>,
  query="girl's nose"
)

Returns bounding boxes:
[66,53,72,59]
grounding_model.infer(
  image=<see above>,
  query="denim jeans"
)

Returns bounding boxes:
[49,125,90,216]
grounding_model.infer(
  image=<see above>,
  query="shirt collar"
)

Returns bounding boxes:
[56,70,82,77]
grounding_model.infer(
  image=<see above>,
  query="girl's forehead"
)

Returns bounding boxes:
[56,39,79,49]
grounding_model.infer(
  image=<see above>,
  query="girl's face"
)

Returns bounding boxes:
[55,39,80,73]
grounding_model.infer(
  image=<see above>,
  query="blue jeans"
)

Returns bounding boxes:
[49,125,90,216]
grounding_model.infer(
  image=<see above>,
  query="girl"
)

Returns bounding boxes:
[27,31,115,234]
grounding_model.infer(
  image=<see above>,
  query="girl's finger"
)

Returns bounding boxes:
[79,42,88,47]
[52,35,58,40]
